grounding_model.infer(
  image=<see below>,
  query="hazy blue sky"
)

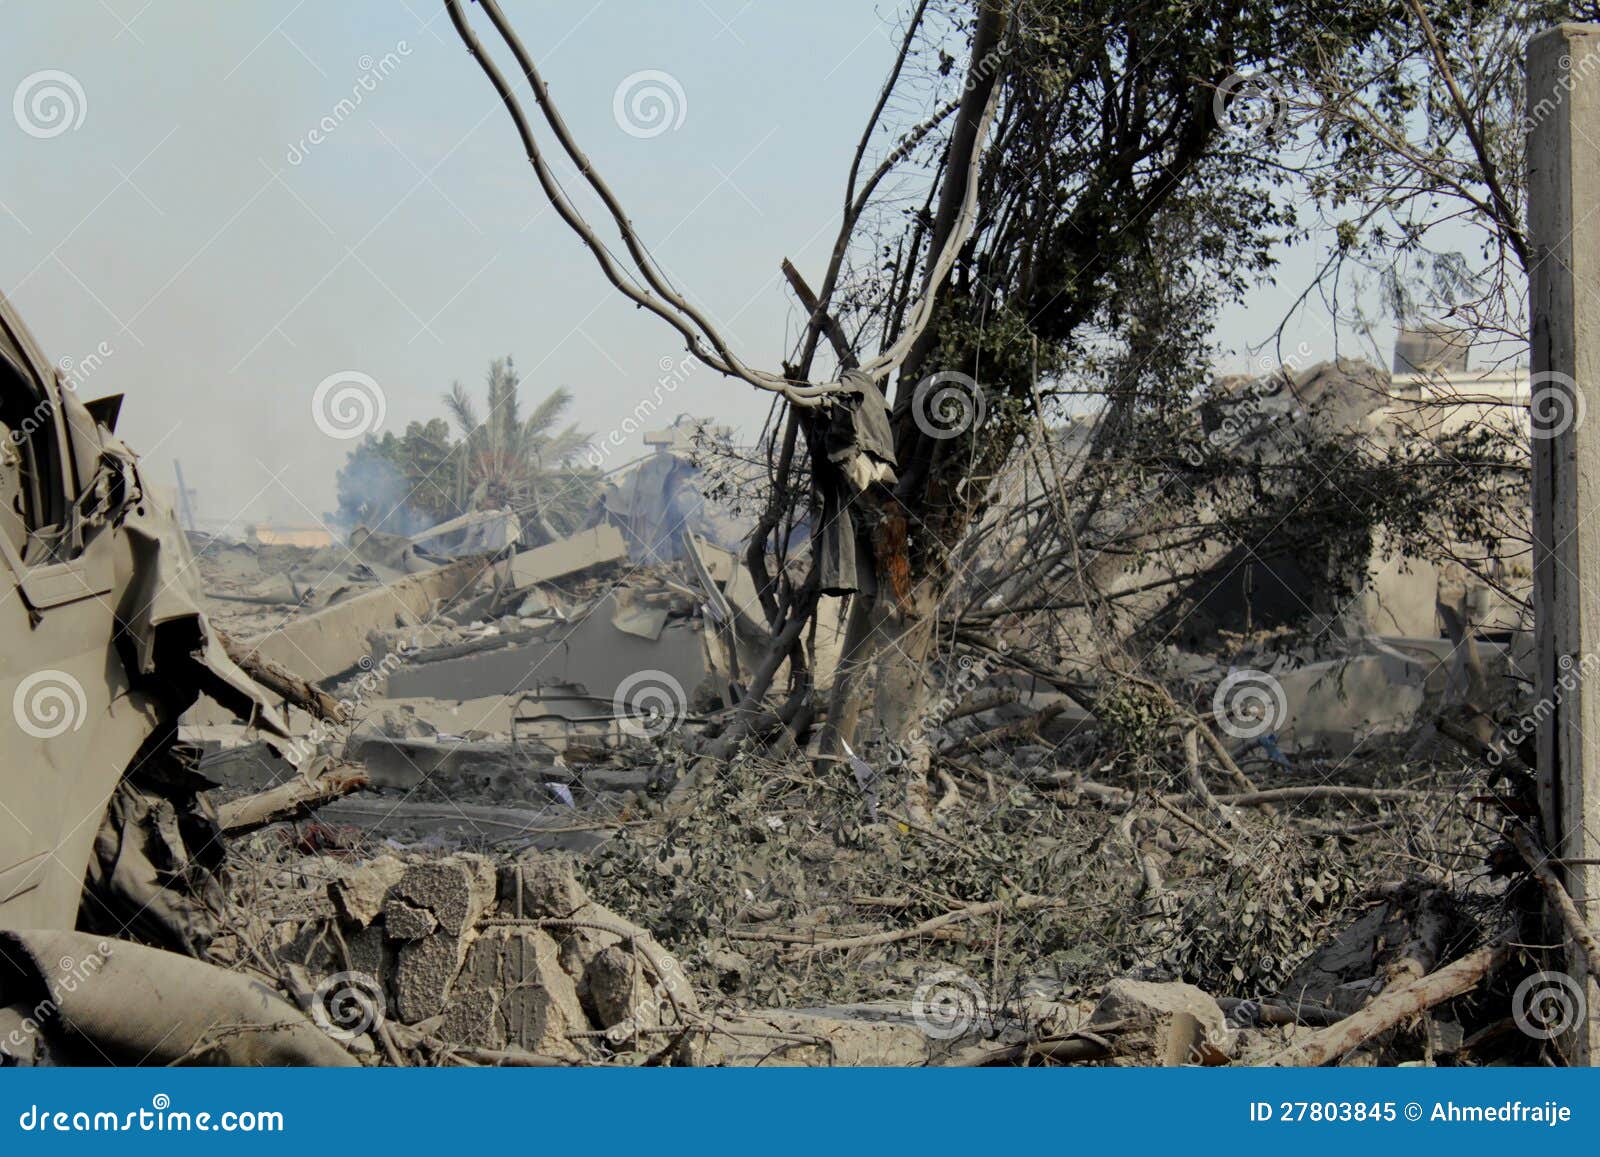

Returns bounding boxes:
[2,1,1340,530]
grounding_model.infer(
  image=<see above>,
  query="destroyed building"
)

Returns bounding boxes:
[0,276,1558,1068]
[4,0,1595,1083]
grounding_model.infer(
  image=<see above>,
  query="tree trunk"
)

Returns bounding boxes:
[822,582,941,821]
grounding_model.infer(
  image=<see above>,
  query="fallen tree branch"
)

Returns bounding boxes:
[948,1032,1113,1067]
[1262,940,1509,1066]
[1183,726,1234,829]
[219,630,349,724]
[1079,781,1440,811]
[217,764,370,834]
[789,893,1075,957]
[1214,785,1437,807]
[939,702,1066,759]
[1509,823,1600,985]
[1217,996,1346,1028]
[1193,718,1270,810]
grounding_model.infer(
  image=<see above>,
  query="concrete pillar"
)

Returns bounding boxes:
[1529,22,1600,1064]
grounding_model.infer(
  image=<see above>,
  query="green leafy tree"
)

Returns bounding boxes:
[335,360,594,543]
[334,418,455,533]
[444,356,595,542]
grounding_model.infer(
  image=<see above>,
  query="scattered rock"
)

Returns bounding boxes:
[1089,978,1233,1065]
[498,853,588,917]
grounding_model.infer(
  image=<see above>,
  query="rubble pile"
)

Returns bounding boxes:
[0,274,1559,1070]
[142,385,1546,1068]
[174,507,1529,1066]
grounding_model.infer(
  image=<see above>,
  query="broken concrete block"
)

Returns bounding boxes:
[388,855,497,935]
[392,930,472,1024]
[584,944,659,1036]
[497,853,588,918]
[707,948,751,997]
[329,855,408,928]
[384,855,499,1024]
[345,923,389,982]
[243,558,488,682]
[1088,978,1232,1065]
[386,588,707,704]
[384,899,439,942]
[707,1008,934,1066]
[610,589,670,640]
[439,926,590,1061]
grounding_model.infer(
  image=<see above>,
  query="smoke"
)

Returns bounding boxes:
[332,449,431,536]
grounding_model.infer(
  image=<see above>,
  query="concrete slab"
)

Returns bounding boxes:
[241,558,488,682]
[386,590,707,705]
[504,526,626,589]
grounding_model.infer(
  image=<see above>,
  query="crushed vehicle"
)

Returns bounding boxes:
[0,291,353,1065]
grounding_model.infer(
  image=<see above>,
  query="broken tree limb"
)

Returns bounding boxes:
[948,1032,1114,1067]
[1079,781,1439,812]
[1210,785,1436,807]
[780,258,855,369]
[1262,940,1509,1066]
[1182,726,1234,829]
[1148,791,1235,857]
[1509,823,1600,985]
[1193,718,1271,811]
[1216,996,1346,1028]
[219,628,349,724]
[218,764,370,834]
[789,893,1075,957]
[939,702,1067,759]
[1384,888,1452,988]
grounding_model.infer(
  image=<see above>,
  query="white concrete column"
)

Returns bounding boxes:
[1529,22,1600,1064]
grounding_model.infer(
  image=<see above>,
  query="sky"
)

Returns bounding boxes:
[1,1,1350,531]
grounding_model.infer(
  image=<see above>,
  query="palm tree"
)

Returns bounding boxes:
[444,356,594,543]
